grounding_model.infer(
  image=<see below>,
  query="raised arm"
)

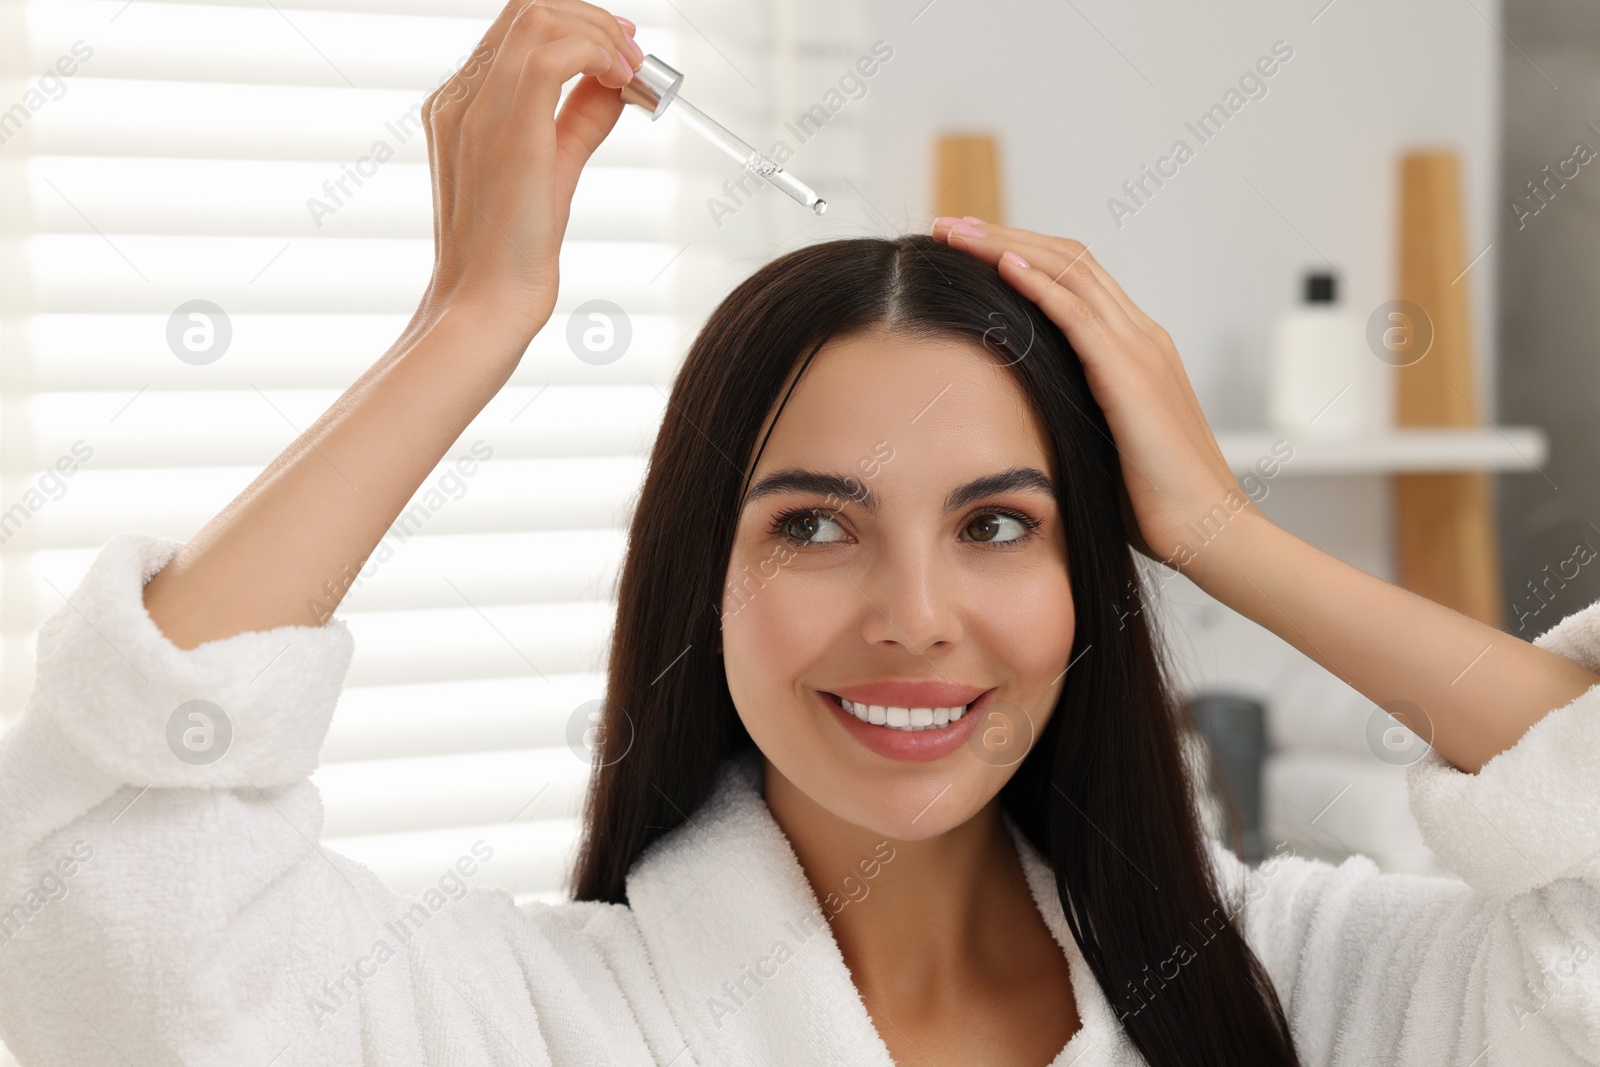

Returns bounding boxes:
[0,3,648,1061]
[143,0,645,650]
[928,218,1600,774]
[1180,511,1600,772]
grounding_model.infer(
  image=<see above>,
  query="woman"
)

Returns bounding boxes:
[1,1,1598,1064]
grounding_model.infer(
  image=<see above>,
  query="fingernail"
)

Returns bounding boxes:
[962,215,986,224]
[624,34,645,65]
[932,216,962,232]
[1001,250,1030,268]
[614,48,631,75]
[950,221,986,239]
[615,15,637,32]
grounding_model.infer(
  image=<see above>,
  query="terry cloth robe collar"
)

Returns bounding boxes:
[624,747,1138,1066]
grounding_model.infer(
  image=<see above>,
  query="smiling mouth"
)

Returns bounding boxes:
[825,693,973,732]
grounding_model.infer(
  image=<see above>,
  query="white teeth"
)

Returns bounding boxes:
[838,697,972,732]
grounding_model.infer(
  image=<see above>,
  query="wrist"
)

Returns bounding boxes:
[388,297,546,397]
[1173,504,1281,600]
[417,269,553,341]
[447,295,548,348]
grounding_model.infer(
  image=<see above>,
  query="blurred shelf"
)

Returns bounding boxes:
[1216,427,1548,475]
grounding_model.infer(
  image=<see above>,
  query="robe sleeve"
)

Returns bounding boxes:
[0,531,555,1065]
[1210,595,1600,1066]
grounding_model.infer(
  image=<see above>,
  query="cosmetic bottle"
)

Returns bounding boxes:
[1266,271,1384,435]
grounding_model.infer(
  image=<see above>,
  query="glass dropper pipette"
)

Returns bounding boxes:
[620,55,827,216]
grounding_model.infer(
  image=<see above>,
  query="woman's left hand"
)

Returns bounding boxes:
[931,223,1600,780]
[931,216,1253,572]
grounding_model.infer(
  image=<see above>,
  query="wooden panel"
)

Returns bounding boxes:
[1394,150,1503,627]
[935,133,1003,223]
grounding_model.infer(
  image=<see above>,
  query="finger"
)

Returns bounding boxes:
[424,0,533,257]
[992,250,1171,511]
[425,1,524,249]
[1006,226,1164,346]
[550,70,628,188]
[939,218,1235,501]
[538,0,643,65]
[934,223,1132,331]
[1073,248,1166,346]
[991,249,1125,380]
[1027,240,1213,448]
[441,0,637,114]
[933,220,1214,440]
[994,246,1233,491]
[1021,239,1218,463]
[939,224,1150,353]
[517,0,637,89]
[934,219,1166,350]
[471,7,624,128]
[1033,242,1220,465]
[429,0,529,122]
[511,33,624,130]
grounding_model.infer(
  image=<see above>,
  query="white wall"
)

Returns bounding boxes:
[847,0,1501,432]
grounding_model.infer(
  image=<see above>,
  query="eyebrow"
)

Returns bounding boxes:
[742,465,1059,515]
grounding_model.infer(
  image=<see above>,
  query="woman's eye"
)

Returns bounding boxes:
[779,510,848,544]
[966,511,1033,544]
[772,507,1039,547]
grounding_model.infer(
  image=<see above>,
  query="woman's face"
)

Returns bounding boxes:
[721,327,1076,840]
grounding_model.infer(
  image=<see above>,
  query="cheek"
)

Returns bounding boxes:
[720,546,842,711]
[968,564,1076,688]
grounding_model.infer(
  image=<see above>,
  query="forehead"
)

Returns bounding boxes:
[747,328,1054,480]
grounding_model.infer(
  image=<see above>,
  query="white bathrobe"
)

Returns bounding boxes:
[1,530,1598,1066]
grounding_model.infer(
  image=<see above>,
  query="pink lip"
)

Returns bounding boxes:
[819,688,996,764]
[824,681,989,708]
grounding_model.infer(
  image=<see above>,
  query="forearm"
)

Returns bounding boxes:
[925,219,1600,775]
[1186,510,1600,774]
[143,299,537,650]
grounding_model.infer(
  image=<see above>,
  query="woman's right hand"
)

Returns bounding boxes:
[421,0,643,337]
[142,2,643,650]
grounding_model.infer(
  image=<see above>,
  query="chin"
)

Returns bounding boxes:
[767,739,1012,842]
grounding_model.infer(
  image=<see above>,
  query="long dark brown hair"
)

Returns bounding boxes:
[573,233,1302,1065]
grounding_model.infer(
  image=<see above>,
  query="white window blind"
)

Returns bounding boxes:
[0,0,872,975]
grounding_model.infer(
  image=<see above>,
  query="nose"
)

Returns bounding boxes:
[856,537,965,655]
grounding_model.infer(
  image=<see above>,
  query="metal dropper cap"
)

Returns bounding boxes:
[619,55,683,120]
